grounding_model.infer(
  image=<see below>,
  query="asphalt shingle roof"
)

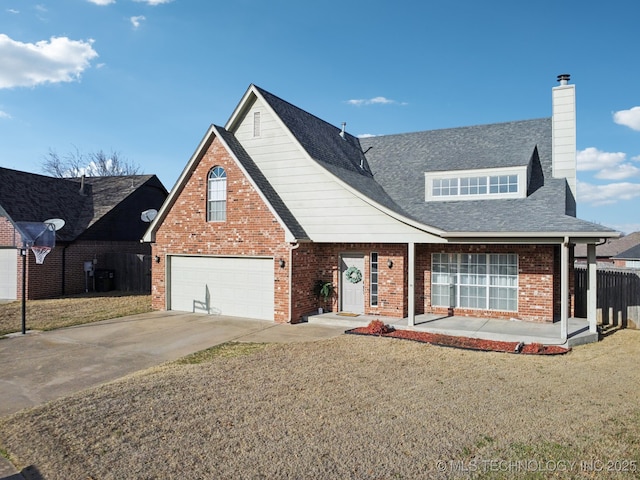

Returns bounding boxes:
[0,167,160,242]
[254,85,616,237]
[575,231,640,258]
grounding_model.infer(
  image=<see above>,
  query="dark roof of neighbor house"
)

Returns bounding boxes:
[0,167,166,242]
[215,126,309,240]
[615,243,640,260]
[255,85,615,236]
[575,231,640,258]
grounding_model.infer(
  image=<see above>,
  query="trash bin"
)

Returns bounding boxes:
[95,269,115,292]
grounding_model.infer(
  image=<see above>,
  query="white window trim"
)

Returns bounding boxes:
[370,252,378,307]
[425,166,527,201]
[431,253,519,312]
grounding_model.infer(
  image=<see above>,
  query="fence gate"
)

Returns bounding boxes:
[99,253,152,293]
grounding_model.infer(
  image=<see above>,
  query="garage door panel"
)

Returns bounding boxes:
[169,256,274,321]
[0,249,17,300]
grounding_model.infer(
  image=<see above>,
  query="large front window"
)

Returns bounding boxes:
[431,253,518,311]
[207,166,227,222]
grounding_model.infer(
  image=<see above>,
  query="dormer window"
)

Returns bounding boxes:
[207,166,227,222]
[426,167,526,201]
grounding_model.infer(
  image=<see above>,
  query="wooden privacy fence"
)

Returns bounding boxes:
[574,265,640,329]
[98,253,152,293]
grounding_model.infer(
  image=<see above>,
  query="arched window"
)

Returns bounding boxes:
[207,166,227,221]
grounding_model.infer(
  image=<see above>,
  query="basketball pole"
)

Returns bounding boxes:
[21,248,26,335]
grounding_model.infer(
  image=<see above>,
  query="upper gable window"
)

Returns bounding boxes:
[253,111,261,137]
[207,166,227,222]
[426,168,526,202]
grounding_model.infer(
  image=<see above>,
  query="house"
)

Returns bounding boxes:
[143,75,618,340]
[613,243,640,269]
[575,231,640,266]
[0,168,167,300]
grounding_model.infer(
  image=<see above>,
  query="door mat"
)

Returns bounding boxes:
[337,312,360,317]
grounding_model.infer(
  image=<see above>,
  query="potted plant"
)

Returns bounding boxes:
[313,279,335,314]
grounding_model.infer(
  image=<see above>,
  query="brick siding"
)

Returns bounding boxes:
[150,136,291,322]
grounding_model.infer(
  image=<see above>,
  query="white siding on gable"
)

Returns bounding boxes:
[233,96,443,243]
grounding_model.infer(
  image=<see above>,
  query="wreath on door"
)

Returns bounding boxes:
[345,266,363,284]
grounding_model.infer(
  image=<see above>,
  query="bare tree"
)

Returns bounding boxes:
[42,147,141,178]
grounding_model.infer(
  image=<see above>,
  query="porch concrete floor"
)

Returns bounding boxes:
[306,312,597,348]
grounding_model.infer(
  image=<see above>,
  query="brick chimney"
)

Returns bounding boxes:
[552,74,577,214]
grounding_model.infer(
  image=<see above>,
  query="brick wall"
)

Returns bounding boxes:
[20,241,150,300]
[150,136,291,322]
[417,244,561,323]
[290,243,407,322]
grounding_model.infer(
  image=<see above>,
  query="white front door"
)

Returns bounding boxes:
[341,254,364,314]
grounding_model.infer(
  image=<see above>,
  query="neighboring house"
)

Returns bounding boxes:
[0,168,167,300]
[143,75,618,339]
[575,231,640,266]
[613,244,640,269]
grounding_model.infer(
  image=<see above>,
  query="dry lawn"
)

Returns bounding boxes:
[0,292,152,336]
[1,330,639,479]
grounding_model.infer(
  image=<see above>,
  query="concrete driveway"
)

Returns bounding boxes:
[0,311,345,418]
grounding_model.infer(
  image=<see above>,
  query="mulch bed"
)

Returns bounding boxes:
[346,320,569,355]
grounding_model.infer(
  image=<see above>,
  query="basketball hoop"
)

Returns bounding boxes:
[31,246,52,265]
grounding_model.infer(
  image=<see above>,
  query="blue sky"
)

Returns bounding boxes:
[1,1,639,233]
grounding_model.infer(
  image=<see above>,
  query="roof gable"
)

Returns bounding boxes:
[0,167,166,242]
[143,125,307,243]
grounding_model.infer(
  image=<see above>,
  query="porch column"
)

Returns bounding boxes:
[560,238,569,342]
[408,242,415,327]
[587,243,597,333]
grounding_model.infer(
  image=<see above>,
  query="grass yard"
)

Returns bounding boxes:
[0,329,639,479]
[0,292,152,336]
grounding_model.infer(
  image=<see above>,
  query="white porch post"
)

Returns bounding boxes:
[587,243,598,333]
[560,238,569,342]
[408,242,415,327]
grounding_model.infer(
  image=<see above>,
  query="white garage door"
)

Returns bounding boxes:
[169,256,274,321]
[0,249,17,300]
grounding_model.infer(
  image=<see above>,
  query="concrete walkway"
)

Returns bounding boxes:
[0,311,345,479]
[308,312,597,347]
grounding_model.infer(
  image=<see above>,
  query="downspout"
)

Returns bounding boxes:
[288,242,300,323]
[407,242,415,327]
[560,236,569,343]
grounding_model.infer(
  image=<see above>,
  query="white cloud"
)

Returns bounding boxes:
[577,147,626,171]
[358,133,377,138]
[0,34,98,89]
[577,179,640,206]
[0,110,11,119]
[87,0,115,5]
[7,9,19,14]
[346,96,407,107]
[595,163,640,180]
[130,15,146,28]
[133,0,173,5]
[613,106,640,131]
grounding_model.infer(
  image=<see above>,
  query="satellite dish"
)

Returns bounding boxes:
[141,209,158,223]
[44,218,66,231]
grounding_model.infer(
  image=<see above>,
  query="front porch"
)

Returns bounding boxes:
[306,312,597,348]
